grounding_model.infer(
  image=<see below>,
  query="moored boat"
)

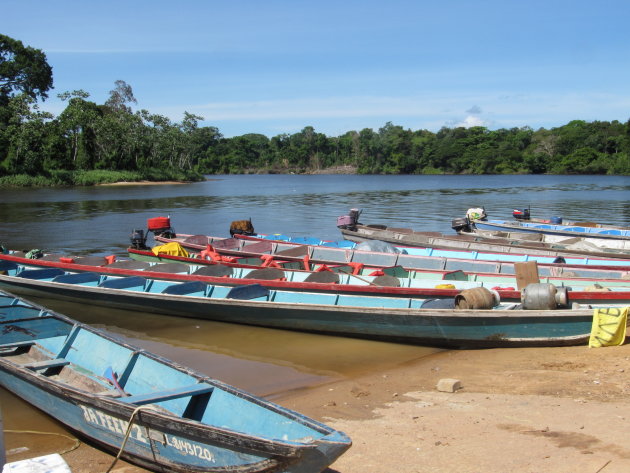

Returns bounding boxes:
[335,210,630,259]
[470,218,630,241]
[510,207,630,231]
[2,250,630,304]
[152,230,630,269]
[0,261,627,348]
[0,289,351,472]
[126,246,630,282]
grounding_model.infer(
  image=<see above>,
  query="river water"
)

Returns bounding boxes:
[0,174,628,458]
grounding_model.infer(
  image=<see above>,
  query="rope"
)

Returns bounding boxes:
[105,405,157,473]
[3,429,81,456]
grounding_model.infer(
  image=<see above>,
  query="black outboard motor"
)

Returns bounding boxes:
[130,229,149,250]
[337,208,362,230]
[451,217,473,233]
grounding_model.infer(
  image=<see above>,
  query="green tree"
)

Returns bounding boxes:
[0,34,53,101]
[0,34,54,167]
[2,94,54,175]
[104,80,137,113]
[56,90,101,170]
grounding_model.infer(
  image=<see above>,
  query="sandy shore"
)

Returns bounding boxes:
[6,342,629,473]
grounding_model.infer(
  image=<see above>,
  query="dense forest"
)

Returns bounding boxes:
[1,34,629,186]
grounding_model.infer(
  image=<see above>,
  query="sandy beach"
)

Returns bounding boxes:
[7,341,628,473]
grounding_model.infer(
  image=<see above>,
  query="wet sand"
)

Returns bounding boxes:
[3,342,629,472]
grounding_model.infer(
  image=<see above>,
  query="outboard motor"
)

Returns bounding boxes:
[465,207,487,221]
[147,217,176,238]
[229,219,255,236]
[513,208,531,220]
[130,229,148,250]
[337,208,362,230]
[451,217,473,233]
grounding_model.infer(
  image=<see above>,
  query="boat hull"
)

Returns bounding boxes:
[0,291,351,473]
[0,274,600,349]
[473,219,630,241]
[340,225,630,260]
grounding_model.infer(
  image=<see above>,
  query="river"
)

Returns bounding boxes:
[0,174,628,458]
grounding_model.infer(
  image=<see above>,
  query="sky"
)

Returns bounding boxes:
[3,0,630,138]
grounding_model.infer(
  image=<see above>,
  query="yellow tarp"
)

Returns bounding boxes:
[589,307,628,347]
[151,242,189,258]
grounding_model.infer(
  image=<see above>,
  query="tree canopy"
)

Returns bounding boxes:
[0,34,53,102]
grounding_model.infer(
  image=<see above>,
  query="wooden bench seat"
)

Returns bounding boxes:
[24,358,69,371]
[120,383,214,405]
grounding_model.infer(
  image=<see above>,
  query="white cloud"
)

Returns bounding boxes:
[453,115,490,128]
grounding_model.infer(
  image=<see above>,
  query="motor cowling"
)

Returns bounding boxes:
[130,229,148,250]
[513,208,531,220]
[337,208,362,229]
[229,219,255,236]
[451,217,472,233]
[147,217,176,238]
[466,207,487,221]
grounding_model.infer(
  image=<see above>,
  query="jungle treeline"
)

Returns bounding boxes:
[1,34,629,186]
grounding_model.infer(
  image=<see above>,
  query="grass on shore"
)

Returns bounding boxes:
[0,169,205,187]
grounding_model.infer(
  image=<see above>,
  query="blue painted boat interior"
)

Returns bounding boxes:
[486,219,630,237]
[0,292,337,442]
[255,234,630,267]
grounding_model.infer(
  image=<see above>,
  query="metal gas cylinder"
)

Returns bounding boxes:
[521,283,568,310]
[454,287,500,310]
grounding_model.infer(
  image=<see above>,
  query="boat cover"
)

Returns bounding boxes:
[355,240,407,254]
[151,242,189,257]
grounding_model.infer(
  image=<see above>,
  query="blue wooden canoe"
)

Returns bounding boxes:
[471,219,630,241]
[339,223,630,259]
[156,231,630,267]
[0,262,624,348]
[3,252,630,306]
[0,289,351,473]
[123,248,630,284]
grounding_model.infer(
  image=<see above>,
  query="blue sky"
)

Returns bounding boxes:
[4,0,630,137]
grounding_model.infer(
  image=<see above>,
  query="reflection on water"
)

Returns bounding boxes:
[25,297,440,396]
[0,175,628,255]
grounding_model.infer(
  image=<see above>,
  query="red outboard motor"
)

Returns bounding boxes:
[147,216,176,238]
[130,216,176,250]
[513,208,531,220]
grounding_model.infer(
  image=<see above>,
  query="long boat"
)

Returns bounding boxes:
[2,252,630,305]
[0,289,351,473]
[153,231,630,270]
[510,208,630,231]
[339,222,630,259]
[0,262,626,348]
[125,247,630,288]
[470,218,630,241]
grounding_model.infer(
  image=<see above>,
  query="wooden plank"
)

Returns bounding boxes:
[24,358,69,371]
[514,261,540,290]
[120,383,214,405]
[0,340,35,350]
